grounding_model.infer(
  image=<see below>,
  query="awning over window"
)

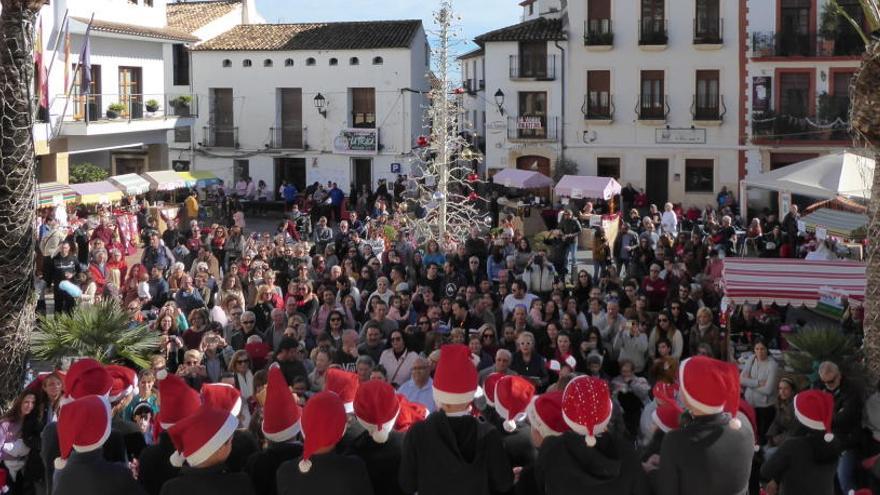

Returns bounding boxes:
[108,174,151,196]
[69,181,124,205]
[37,182,78,207]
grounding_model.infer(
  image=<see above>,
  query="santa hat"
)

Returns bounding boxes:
[62,358,112,404]
[54,395,112,470]
[201,383,243,417]
[432,344,478,406]
[299,391,347,474]
[26,371,63,392]
[354,380,400,443]
[738,401,761,451]
[794,390,835,442]
[848,491,874,495]
[167,406,238,468]
[157,373,201,429]
[652,381,679,406]
[262,364,302,443]
[526,391,569,439]
[106,365,138,403]
[482,373,503,408]
[547,354,577,372]
[394,394,429,432]
[679,356,742,429]
[651,399,684,433]
[562,375,613,447]
[494,375,535,432]
[0,469,7,493]
[324,369,359,413]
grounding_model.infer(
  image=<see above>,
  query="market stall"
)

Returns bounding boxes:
[142,170,189,192]
[177,170,221,188]
[69,181,123,205]
[108,174,151,196]
[37,182,77,208]
[800,208,867,239]
[493,168,554,189]
[553,175,622,246]
[493,169,554,236]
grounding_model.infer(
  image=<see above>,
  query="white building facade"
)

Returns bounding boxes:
[187,21,430,195]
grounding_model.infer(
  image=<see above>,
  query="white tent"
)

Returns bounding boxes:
[744,151,874,200]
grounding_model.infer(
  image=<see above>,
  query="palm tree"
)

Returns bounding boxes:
[836,0,880,383]
[0,0,46,406]
[31,301,160,369]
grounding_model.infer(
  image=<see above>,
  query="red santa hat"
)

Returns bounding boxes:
[678,356,742,429]
[354,380,400,443]
[156,373,201,429]
[324,368,359,413]
[547,354,577,372]
[299,391,347,474]
[201,382,242,417]
[794,390,835,442]
[562,375,613,447]
[0,469,7,493]
[167,406,238,468]
[61,358,112,404]
[494,375,535,432]
[106,365,138,403]
[432,344,478,406]
[54,395,112,470]
[262,364,302,443]
[651,399,684,433]
[482,372,503,408]
[652,381,679,406]
[394,394,429,432]
[526,391,569,439]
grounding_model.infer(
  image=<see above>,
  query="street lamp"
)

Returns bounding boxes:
[494,89,505,116]
[314,93,328,118]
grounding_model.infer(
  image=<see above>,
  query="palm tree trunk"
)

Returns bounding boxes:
[0,0,44,407]
[865,150,880,384]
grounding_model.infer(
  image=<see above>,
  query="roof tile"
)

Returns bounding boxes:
[193,20,422,51]
[72,16,199,42]
[474,17,565,44]
[166,0,240,35]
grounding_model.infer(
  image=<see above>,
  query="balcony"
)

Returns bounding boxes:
[509,55,557,80]
[582,94,614,121]
[507,115,559,141]
[203,126,238,148]
[751,31,865,58]
[636,94,669,122]
[55,93,196,136]
[269,125,305,150]
[584,19,613,49]
[751,97,851,143]
[691,95,726,123]
[638,19,668,48]
[694,17,723,46]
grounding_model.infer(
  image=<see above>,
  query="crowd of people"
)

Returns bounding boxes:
[8,179,879,495]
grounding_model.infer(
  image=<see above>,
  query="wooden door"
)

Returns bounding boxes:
[119,66,142,119]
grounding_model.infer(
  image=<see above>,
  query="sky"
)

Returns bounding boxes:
[255,0,522,53]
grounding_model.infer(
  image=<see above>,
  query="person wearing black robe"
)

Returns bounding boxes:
[482,405,536,469]
[344,428,405,495]
[760,426,840,495]
[55,449,148,495]
[138,431,180,495]
[226,429,260,473]
[244,440,303,495]
[160,462,254,495]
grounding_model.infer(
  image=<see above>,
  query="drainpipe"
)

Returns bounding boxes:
[554,40,565,165]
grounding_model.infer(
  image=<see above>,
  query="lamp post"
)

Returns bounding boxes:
[314,93,327,118]
[494,89,505,115]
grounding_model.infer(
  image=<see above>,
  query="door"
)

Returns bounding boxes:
[352,159,372,191]
[275,158,306,193]
[779,0,811,55]
[74,64,101,121]
[640,70,665,119]
[516,155,551,178]
[210,88,234,147]
[518,91,548,139]
[645,159,669,205]
[640,0,664,35]
[119,67,143,119]
[114,157,147,175]
[279,88,303,148]
[518,41,547,78]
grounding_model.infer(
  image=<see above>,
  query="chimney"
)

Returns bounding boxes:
[241,0,257,25]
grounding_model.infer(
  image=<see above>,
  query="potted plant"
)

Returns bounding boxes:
[170,95,192,116]
[818,4,839,56]
[106,102,126,119]
[145,99,160,113]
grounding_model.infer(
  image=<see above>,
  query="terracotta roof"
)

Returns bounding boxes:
[72,17,199,42]
[166,0,240,35]
[193,20,422,51]
[474,17,566,45]
[457,47,484,60]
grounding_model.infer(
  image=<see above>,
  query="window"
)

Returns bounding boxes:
[118,66,143,119]
[172,44,189,86]
[242,59,252,67]
[695,70,720,120]
[517,41,548,78]
[72,64,101,121]
[306,57,316,66]
[285,58,294,67]
[276,88,303,149]
[209,88,235,147]
[372,56,383,65]
[586,0,611,38]
[639,70,665,119]
[234,159,250,184]
[779,0,812,56]
[222,59,231,68]
[596,157,620,178]
[528,3,534,15]
[778,72,811,117]
[329,58,338,66]
[350,87,376,128]
[684,159,714,192]
[350,57,360,65]
[695,0,721,43]
[263,59,273,67]
[640,0,666,44]
[174,126,191,143]
[586,70,611,119]
[144,0,153,6]
[171,160,190,172]
[517,91,548,139]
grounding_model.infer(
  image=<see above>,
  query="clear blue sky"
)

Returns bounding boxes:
[255,0,522,52]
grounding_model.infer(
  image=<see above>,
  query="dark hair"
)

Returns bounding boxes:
[278,337,300,353]
[1,389,40,425]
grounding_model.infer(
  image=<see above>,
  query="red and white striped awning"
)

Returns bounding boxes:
[721,258,865,307]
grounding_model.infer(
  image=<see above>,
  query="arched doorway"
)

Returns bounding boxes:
[516,155,551,178]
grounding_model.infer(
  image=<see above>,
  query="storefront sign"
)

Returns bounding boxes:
[517,116,543,130]
[333,128,379,155]
[390,163,401,174]
[655,128,707,145]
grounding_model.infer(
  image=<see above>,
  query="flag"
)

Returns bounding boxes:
[80,26,91,94]
[63,17,70,92]
[35,17,48,109]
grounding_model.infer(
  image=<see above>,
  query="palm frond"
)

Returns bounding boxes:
[784,325,866,387]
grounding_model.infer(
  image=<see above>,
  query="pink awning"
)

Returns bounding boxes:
[554,175,621,200]
[492,168,554,189]
[721,258,865,307]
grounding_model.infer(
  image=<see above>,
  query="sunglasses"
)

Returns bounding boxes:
[329,317,342,322]
[236,359,250,364]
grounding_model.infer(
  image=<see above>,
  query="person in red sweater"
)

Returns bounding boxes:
[642,264,668,312]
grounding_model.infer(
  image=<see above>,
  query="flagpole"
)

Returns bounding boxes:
[53,13,94,139]
[45,10,69,79]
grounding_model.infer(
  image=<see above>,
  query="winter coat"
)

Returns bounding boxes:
[244,441,302,495]
[137,432,179,495]
[228,429,260,473]
[276,451,373,495]
[54,449,146,495]
[759,429,841,495]
[159,462,254,495]
[483,407,537,469]
[344,429,405,495]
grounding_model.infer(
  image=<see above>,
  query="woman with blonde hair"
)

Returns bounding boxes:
[227,349,255,403]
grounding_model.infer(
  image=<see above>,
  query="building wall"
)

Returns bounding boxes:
[52,0,169,29]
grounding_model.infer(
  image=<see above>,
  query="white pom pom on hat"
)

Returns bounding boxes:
[298,459,312,473]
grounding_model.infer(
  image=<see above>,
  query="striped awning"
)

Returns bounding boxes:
[69,181,124,205]
[176,170,220,187]
[801,208,868,239]
[37,182,78,207]
[722,258,865,308]
[142,170,188,191]
[108,174,151,196]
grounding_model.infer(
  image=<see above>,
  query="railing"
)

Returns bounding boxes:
[694,17,723,44]
[691,94,726,121]
[638,18,668,45]
[584,19,613,46]
[351,112,376,128]
[463,79,477,95]
[751,103,851,142]
[751,31,865,57]
[583,94,614,120]
[507,116,559,141]
[509,54,557,80]
[269,125,305,149]
[479,79,485,90]
[203,126,238,148]
[636,94,669,120]
[59,93,197,123]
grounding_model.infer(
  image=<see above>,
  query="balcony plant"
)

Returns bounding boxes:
[145,99,160,113]
[585,30,614,46]
[170,95,193,116]
[818,3,840,55]
[106,102,126,119]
